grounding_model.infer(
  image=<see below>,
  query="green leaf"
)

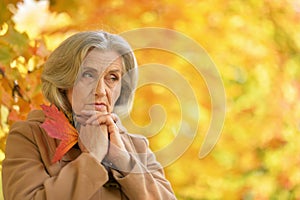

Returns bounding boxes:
[0,45,12,65]
[2,21,29,55]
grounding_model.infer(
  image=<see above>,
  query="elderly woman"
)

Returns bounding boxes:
[2,31,176,200]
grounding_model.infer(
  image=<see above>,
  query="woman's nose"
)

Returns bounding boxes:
[94,78,106,96]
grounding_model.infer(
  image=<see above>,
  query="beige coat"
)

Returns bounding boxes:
[2,110,176,200]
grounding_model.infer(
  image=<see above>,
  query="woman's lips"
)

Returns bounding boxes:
[94,103,107,112]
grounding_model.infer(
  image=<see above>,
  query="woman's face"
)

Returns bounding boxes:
[67,49,123,115]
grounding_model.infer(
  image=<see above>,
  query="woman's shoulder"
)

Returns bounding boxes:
[10,109,44,129]
[8,110,46,141]
[117,118,150,150]
[26,109,46,123]
[5,110,57,174]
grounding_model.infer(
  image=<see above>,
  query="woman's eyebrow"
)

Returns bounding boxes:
[108,69,122,73]
[81,66,98,72]
[82,66,123,75]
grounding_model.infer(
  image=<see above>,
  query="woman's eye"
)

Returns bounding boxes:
[82,72,93,78]
[110,75,118,81]
[106,74,119,84]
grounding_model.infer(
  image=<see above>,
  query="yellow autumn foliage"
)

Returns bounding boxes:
[1,0,300,199]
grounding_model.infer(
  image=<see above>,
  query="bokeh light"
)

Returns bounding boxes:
[1,0,300,199]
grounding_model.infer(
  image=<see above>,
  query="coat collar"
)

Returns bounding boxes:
[27,110,45,123]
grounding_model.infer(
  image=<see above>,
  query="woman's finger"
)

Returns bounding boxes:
[84,112,118,125]
[75,115,89,125]
[85,113,110,124]
[110,113,119,123]
[80,109,108,116]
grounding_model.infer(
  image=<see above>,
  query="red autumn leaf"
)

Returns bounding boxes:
[40,104,78,163]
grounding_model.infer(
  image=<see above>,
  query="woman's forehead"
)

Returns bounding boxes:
[81,49,123,71]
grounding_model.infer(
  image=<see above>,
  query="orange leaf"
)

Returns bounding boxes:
[40,104,78,163]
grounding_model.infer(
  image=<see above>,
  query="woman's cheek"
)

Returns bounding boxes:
[112,86,121,104]
[71,86,87,113]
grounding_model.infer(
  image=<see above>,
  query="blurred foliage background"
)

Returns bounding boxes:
[1,0,300,199]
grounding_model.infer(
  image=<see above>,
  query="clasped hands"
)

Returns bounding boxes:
[75,110,131,172]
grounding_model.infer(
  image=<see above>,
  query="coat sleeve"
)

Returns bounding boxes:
[111,136,177,200]
[2,121,109,200]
